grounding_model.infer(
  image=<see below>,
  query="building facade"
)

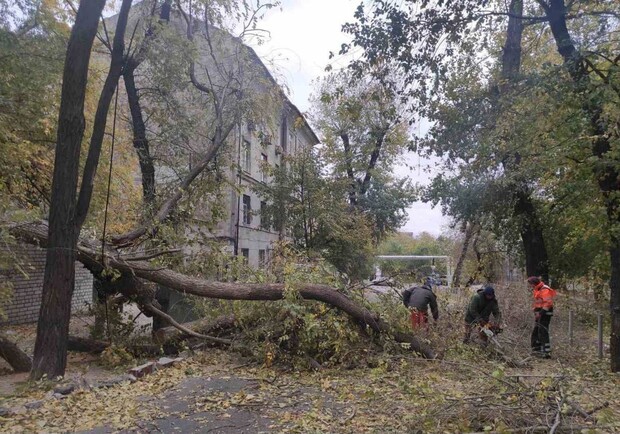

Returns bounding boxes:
[223,108,319,268]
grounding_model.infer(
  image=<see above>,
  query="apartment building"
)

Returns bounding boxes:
[225,109,319,268]
[107,2,319,267]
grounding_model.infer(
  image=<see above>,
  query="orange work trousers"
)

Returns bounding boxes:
[410,310,429,329]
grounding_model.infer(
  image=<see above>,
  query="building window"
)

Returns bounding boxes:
[258,249,266,267]
[241,248,249,263]
[261,153,268,182]
[280,119,288,153]
[260,201,268,229]
[242,194,252,225]
[242,139,251,173]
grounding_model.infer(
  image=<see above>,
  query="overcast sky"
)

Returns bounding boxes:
[249,0,450,236]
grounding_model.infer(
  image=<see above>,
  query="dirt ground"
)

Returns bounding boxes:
[1,285,619,433]
[0,304,152,396]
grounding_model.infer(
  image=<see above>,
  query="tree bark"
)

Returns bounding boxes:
[500,0,523,82]
[452,222,477,288]
[515,188,549,282]
[500,0,549,282]
[0,334,32,372]
[31,0,132,380]
[544,0,620,371]
[123,67,156,205]
[30,0,108,381]
[68,336,110,354]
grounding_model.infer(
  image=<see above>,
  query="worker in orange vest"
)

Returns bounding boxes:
[528,276,557,358]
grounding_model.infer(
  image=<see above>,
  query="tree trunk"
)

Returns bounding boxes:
[123,67,156,205]
[515,189,549,282]
[0,334,32,372]
[500,0,523,82]
[500,0,549,282]
[30,0,108,381]
[152,284,170,331]
[452,221,476,287]
[68,336,109,353]
[465,231,482,287]
[31,0,132,380]
[545,0,620,371]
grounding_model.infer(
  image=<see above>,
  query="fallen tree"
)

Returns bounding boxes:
[0,333,32,373]
[13,221,436,359]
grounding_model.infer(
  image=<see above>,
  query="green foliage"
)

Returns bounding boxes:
[311,70,416,242]
[191,243,382,367]
[341,0,620,293]
[0,0,67,212]
[254,148,376,281]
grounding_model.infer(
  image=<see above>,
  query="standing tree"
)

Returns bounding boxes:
[312,70,415,241]
[340,0,620,370]
[30,0,133,380]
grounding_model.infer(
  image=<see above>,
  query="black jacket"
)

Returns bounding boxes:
[465,292,501,324]
[402,285,439,320]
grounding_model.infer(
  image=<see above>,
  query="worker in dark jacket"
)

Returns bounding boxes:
[402,278,439,329]
[463,286,501,344]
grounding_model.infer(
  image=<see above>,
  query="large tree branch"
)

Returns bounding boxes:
[13,221,436,359]
[0,334,32,372]
[123,66,156,205]
[340,132,358,205]
[110,118,238,246]
[360,129,387,196]
[75,0,133,228]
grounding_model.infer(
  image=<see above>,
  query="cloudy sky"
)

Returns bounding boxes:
[249,0,450,236]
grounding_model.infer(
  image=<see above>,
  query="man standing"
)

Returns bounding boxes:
[402,278,439,329]
[528,276,557,358]
[463,286,501,344]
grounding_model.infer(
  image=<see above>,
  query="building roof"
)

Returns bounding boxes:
[107,2,320,146]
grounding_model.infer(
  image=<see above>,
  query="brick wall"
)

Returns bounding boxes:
[0,243,93,325]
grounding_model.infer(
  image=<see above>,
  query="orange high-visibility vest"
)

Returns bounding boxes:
[533,282,556,310]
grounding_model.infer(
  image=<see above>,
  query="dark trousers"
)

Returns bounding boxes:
[531,312,552,354]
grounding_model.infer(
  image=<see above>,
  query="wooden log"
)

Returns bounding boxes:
[0,333,32,372]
